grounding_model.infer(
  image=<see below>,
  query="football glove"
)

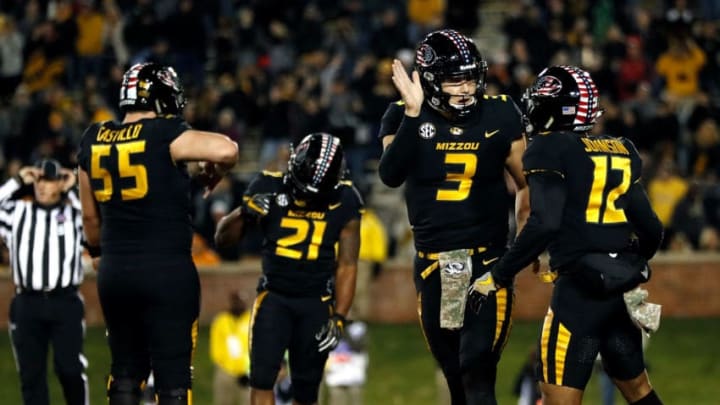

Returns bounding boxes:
[241,193,272,221]
[468,271,498,314]
[315,314,345,352]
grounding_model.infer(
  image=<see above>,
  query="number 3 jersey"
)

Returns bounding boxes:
[77,117,193,255]
[523,131,643,269]
[246,171,364,296]
[378,96,524,252]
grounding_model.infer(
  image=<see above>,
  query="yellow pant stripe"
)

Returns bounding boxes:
[190,318,198,364]
[555,322,571,386]
[249,291,269,353]
[420,262,439,279]
[540,308,554,383]
[492,288,508,350]
[188,389,193,404]
[417,292,431,352]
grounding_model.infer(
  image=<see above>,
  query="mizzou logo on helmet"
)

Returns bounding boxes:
[416,44,437,67]
[535,75,563,96]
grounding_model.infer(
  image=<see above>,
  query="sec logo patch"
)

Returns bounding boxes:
[419,122,436,139]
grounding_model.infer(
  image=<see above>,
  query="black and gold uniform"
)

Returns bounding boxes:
[246,172,363,403]
[379,94,523,402]
[77,116,200,395]
[490,66,663,395]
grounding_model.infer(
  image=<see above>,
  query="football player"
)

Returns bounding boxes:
[378,29,530,404]
[469,66,664,405]
[215,133,363,405]
[77,63,239,405]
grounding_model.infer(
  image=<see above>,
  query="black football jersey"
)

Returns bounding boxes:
[77,117,193,255]
[378,95,524,251]
[523,131,644,268]
[245,171,364,296]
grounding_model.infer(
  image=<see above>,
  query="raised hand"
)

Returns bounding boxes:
[17,167,42,185]
[391,59,424,117]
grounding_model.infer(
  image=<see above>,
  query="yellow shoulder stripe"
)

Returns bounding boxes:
[394,100,405,106]
[482,94,509,102]
[261,170,283,178]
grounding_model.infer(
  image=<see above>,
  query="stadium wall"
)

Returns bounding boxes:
[0,253,718,328]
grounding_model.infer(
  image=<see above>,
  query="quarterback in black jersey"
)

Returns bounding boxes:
[77,63,238,405]
[215,133,362,405]
[378,29,530,404]
[471,66,664,405]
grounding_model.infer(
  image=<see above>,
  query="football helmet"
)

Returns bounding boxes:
[522,65,600,133]
[119,63,186,115]
[415,29,487,118]
[285,133,345,206]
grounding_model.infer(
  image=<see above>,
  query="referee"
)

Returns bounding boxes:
[2,159,88,405]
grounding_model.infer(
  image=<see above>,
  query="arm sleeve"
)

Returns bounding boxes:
[378,114,421,187]
[492,172,567,286]
[0,177,21,205]
[623,182,664,259]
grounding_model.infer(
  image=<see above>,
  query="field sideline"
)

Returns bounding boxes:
[0,318,717,404]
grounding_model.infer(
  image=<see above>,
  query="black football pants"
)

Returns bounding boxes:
[415,248,514,405]
[9,288,88,405]
[98,254,200,402]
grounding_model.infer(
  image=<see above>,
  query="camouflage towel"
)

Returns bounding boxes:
[438,249,473,330]
[623,287,662,335]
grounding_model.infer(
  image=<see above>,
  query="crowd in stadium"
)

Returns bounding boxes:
[0,0,719,262]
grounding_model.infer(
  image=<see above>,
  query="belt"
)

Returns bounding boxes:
[417,246,489,280]
[18,286,78,297]
[417,246,487,260]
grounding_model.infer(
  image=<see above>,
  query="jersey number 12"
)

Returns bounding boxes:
[586,155,631,224]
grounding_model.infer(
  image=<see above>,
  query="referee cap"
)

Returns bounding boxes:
[35,158,63,180]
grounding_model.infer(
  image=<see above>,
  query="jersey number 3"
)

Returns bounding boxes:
[436,153,478,201]
[91,141,149,202]
[586,156,631,224]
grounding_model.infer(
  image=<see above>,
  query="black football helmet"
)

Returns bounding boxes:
[119,63,186,115]
[285,133,345,206]
[415,29,487,118]
[522,65,601,133]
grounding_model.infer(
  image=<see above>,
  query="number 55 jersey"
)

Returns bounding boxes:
[246,171,364,296]
[77,116,193,255]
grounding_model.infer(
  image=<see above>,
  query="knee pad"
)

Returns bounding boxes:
[156,387,190,405]
[107,376,143,405]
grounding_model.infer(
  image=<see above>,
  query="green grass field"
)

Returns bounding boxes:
[0,318,718,404]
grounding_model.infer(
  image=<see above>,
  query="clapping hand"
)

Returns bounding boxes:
[391,59,424,117]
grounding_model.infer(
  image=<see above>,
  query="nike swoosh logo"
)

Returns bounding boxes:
[482,257,499,266]
[329,202,342,210]
[485,129,500,138]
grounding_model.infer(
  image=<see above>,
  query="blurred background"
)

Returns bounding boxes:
[0,0,718,403]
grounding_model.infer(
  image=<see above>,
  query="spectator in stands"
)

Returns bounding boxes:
[648,158,689,248]
[655,36,706,100]
[210,291,252,405]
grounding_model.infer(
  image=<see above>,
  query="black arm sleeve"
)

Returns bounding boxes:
[378,115,420,188]
[623,181,664,259]
[492,173,567,286]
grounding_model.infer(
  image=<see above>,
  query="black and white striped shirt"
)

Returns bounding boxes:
[0,178,84,292]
